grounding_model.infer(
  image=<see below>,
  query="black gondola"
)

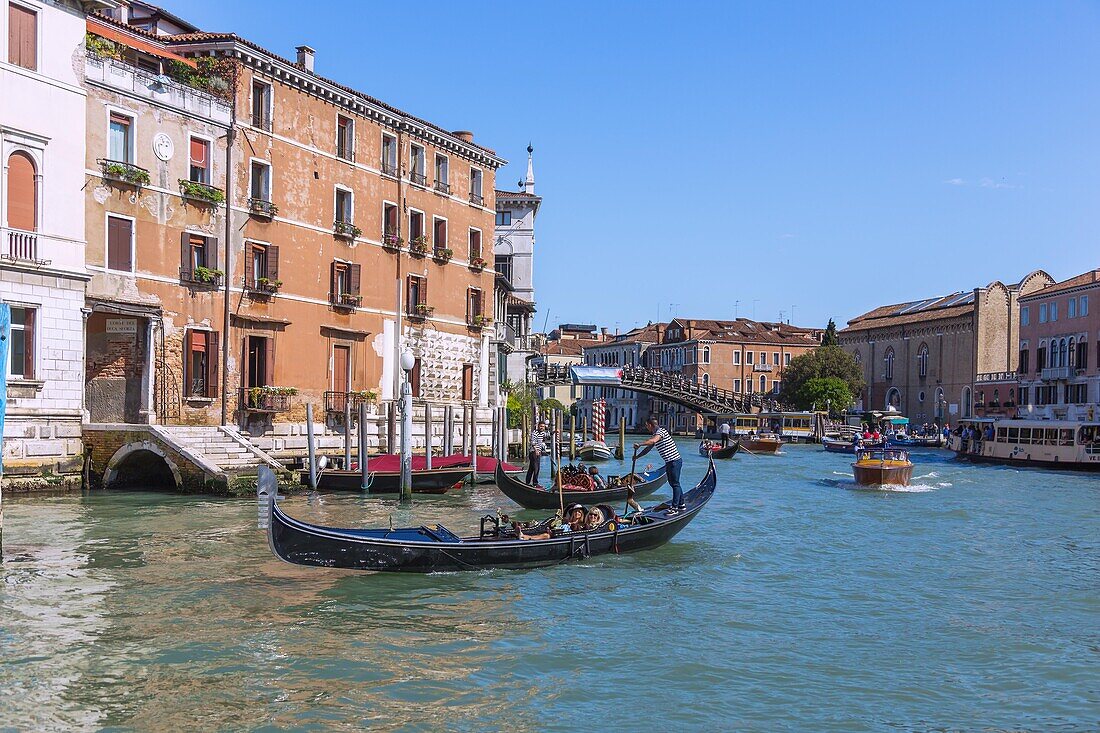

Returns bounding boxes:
[267,461,718,572]
[699,442,740,459]
[493,462,667,510]
[309,466,472,493]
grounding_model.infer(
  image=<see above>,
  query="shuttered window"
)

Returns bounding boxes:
[6,151,36,231]
[245,242,279,288]
[468,229,481,261]
[107,216,133,272]
[8,3,36,70]
[184,330,219,398]
[461,364,473,401]
[330,261,361,305]
[180,232,219,283]
[189,138,209,183]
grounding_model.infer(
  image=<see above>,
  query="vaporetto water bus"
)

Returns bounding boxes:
[948,418,1100,471]
[731,412,817,443]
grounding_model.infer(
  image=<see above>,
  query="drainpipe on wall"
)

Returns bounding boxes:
[220,68,236,427]
[393,129,405,413]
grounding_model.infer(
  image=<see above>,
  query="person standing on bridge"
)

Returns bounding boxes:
[719,420,731,447]
[635,416,684,513]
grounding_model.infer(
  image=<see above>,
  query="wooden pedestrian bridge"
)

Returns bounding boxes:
[532,364,786,415]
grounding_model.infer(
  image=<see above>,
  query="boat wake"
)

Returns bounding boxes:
[821,471,950,493]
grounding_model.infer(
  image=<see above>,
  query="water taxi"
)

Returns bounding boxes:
[948,418,1100,471]
[851,447,914,486]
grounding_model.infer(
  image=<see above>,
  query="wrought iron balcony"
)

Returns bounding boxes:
[324,390,378,415]
[432,247,453,263]
[330,291,362,309]
[409,237,430,257]
[381,161,398,177]
[469,191,484,206]
[409,171,427,186]
[337,143,354,162]
[251,113,273,132]
[238,387,293,413]
[333,220,361,240]
[178,179,225,205]
[247,198,278,219]
[180,266,224,287]
[408,303,434,320]
[434,179,451,195]
[98,158,150,187]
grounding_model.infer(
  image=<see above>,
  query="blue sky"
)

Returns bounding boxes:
[171,0,1100,332]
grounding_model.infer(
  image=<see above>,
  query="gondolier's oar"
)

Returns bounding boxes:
[556,413,564,516]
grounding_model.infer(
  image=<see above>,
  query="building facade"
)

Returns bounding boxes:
[648,318,822,433]
[78,6,505,455]
[839,270,1053,423]
[1,0,99,488]
[493,145,539,388]
[1017,268,1099,420]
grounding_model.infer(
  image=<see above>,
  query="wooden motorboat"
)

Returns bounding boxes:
[577,440,613,461]
[738,435,783,454]
[267,461,718,572]
[699,441,739,459]
[821,435,856,453]
[887,434,943,449]
[851,447,914,486]
[311,465,472,493]
[494,462,667,510]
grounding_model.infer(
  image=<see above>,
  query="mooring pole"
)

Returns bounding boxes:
[0,304,9,559]
[359,402,369,491]
[425,403,433,470]
[386,401,396,454]
[399,351,413,504]
[618,416,626,459]
[305,403,317,490]
[570,413,576,461]
[444,404,454,456]
[500,405,508,461]
[343,400,352,469]
[469,406,478,483]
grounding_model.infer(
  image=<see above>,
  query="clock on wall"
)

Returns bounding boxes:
[152,133,174,162]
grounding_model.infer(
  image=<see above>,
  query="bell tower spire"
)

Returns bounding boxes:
[523,143,535,194]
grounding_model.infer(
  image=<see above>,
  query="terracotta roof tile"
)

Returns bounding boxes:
[1019,269,1100,300]
[841,303,974,332]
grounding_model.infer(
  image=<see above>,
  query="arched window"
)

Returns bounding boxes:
[884,348,895,380]
[6,151,38,231]
[917,343,929,378]
[759,374,767,392]
[702,346,710,364]
[1068,338,1076,368]
[962,386,972,418]
[702,373,710,386]
[886,387,901,409]
[993,389,1000,405]
[1059,338,1068,368]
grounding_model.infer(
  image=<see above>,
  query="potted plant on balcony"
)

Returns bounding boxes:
[334,220,362,240]
[335,292,362,308]
[381,229,403,250]
[469,256,489,271]
[433,247,454,263]
[471,314,492,328]
[179,179,226,205]
[255,277,282,293]
[248,198,278,219]
[413,303,435,318]
[409,236,430,256]
[192,265,223,285]
[99,159,150,187]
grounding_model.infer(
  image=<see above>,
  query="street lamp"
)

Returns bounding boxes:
[399,348,415,503]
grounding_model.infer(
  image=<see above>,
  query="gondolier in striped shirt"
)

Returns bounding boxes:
[527,421,548,486]
[635,416,684,512]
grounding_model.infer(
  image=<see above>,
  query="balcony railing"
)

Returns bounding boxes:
[1,226,82,271]
[251,113,273,132]
[238,387,293,413]
[1041,366,1072,381]
[432,247,453,263]
[469,256,488,271]
[408,304,434,320]
[409,237,429,257]
[330,291,362,309]
[752,364,774,372]
[247,198,278,219]
[98,158,150,187]
[244,276,281,296]
[85,52,231,125]
[180,266,224,287]
[409,171,427,186]
[469,191,484,206]
[178,179,225,206]
[976,371,1019,383]
[381,231,403,251]
[381,161,398,177]
[333,220,362,240]
[337,144,354,163]
[324,390,378,415]
[468,314,491,330]
[434,180,451,195]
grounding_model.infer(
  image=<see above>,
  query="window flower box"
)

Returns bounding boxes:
[381,231,403,251]
[98,158,150,187]
[247,277,282,295]
[409,303,434,320]
[333,220,362,240]
[178,179,226,205]
[182,265,224,286]
[469,256,488,271]
[331,292,362,309]
[409,236,430,257]
[469,314,492,329]
[247,198,278,219]
[432,247,453,263]
[240,386,296,413]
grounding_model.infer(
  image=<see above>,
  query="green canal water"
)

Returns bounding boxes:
[1,441,1097,732]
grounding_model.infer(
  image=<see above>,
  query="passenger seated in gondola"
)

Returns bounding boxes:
[565,503,587,532]
[588,465,606,490]
[585,506,605,530]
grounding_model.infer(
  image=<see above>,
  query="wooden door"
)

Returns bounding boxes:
[333,345,350,392]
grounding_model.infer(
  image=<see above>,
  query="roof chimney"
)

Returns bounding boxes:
[452,130,474,143]
[296,45,315,73]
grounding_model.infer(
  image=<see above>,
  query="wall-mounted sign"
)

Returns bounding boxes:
[106,318,138,335]
[152,133,174,162]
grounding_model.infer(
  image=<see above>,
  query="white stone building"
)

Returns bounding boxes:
[1,0,104,488]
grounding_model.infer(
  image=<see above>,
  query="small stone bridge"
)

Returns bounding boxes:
[532,364,786,415]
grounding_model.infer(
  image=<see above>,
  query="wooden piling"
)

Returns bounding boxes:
[570,413,576,460]
[617,416,626,459]
[343,400,352,469]
[305,403,318,490]
[359,402,369,491]
[386,401,396,454]
[443,404,454,455]
[425,403,433,470]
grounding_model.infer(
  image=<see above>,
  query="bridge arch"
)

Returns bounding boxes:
[104,441,181,491]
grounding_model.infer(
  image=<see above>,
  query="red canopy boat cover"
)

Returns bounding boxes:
[363,454,520,473]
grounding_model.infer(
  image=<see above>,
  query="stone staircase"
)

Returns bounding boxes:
[153,425,284,478]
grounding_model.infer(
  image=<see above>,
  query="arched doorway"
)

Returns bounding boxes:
[885,387,901,411]
[6,151,38,231]
[962,386,972,418]
[104,442,181,491]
